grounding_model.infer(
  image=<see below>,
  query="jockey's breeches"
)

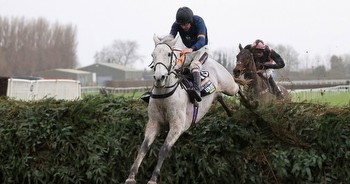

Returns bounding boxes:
[186,46,209,72]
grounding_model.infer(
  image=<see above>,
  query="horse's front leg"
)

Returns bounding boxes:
[238,90,259,109]
[216,93,234,116]
[147,119,186,184]
[125,120,160,184]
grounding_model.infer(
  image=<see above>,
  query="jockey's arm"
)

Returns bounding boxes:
[191,35,206,51]
[264,50,285,69]
[191,17,207,51]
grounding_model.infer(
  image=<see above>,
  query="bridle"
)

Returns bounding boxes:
[149,43,183,99]
[152,44,175,75]
[235,49,258,77]
[235,49,271,95]
[150,42,201,126]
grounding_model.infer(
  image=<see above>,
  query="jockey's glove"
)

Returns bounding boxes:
[257,63,265,70]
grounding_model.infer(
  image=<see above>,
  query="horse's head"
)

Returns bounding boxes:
[233,43,255,78]
[151,34,178,88]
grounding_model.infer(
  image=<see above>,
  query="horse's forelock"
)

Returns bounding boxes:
[240,49,252,59]
[236,49,255,70]
[159,35,177,46]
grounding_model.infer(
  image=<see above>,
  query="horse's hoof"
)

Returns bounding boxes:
[147,181,157,184]
[125,178,136,184]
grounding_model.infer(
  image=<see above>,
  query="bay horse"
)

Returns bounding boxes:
[233,44,290,103]
[125,35,240,184]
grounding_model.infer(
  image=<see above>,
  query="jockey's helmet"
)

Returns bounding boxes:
[252,39,265,50]
[176,7,193,25]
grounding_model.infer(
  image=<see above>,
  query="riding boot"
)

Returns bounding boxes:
[191,71,202,102]
[269,76,284,100]
[140,91,151,103]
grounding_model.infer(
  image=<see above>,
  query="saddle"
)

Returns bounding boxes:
[257,73,280,97]
[256,73,273,92]
[141,52,215,103]
[180,68,216,102]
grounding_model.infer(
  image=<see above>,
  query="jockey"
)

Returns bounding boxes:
[244,39,285,99]
[141,7,208,103]
[169,6,209,102]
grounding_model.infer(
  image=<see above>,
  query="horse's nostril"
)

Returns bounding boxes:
[153,75,167,82]
[233,69,241,77]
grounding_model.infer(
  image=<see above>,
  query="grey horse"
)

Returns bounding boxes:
[125,35,240,184]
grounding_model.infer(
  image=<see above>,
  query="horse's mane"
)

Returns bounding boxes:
[240,48,252,56]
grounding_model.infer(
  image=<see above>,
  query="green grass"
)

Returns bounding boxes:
[292,91,350,107]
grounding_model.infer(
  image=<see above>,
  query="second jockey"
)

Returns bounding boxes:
[244,39,285,99]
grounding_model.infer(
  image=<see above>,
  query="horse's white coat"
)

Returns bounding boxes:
[125,35,239,184]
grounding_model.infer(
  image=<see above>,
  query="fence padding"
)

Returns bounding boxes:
[6,78,81,100]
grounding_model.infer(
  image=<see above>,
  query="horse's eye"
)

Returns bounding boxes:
[168,53,172,57]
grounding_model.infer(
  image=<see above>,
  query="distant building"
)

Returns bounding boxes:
[34,68,93,86]
[78,63,144,86]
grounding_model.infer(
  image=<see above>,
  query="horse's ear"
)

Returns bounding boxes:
[153,34,161,45]
[239,43,243,51]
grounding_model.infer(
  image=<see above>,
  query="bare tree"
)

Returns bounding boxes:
[271,44,299,72]
[342,54,350,77]
[329,55,346,78]
[94,40,141,66]
[212,48,235,72]
[313,65,327,79]
[0,16,77,76]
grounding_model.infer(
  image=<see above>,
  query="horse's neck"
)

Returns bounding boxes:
[245,72,258,82]
[166,74,178,86]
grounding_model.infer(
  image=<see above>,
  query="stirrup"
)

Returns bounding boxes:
[140,92,151,103]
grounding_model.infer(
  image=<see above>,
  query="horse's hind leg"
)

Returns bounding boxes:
[125,120,160,184]
[219,75,240,97]
[148,121,185,184]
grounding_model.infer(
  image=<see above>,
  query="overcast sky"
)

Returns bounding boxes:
[1,0,349,69]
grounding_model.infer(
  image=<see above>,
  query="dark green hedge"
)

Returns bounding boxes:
[0,95,349,184]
